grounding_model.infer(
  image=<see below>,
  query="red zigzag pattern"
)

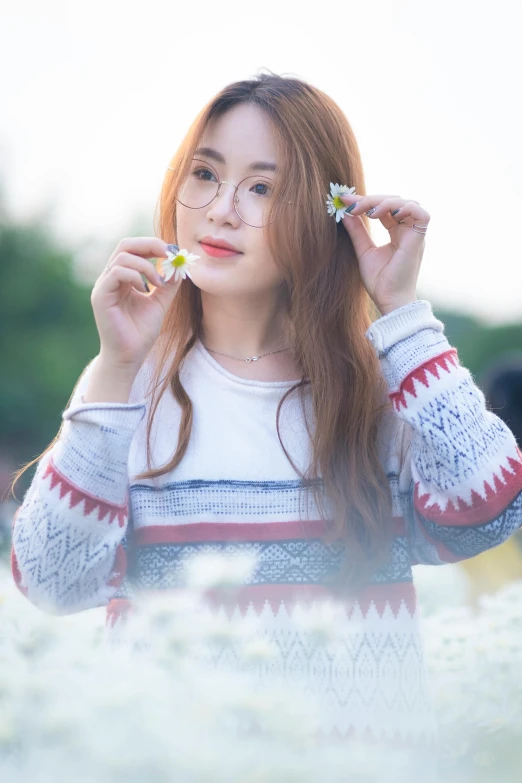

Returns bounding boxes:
[42,460,128,527]
[390,349,459,411]
[389,347,522,524]
[414,451,522,526]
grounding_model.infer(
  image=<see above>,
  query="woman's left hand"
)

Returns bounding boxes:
[339,192,431,316]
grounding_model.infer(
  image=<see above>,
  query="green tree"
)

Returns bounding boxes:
[0,214,98,498]
[429,306,522,383]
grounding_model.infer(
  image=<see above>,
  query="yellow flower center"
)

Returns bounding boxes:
[172,254,185,268]
[332,195,346,210]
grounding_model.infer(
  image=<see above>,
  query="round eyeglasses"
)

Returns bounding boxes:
[169,158,284,228]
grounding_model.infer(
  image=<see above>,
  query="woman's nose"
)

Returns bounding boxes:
[206,182,239,221]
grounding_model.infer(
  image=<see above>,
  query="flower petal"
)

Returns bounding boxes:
[161,261,174,281]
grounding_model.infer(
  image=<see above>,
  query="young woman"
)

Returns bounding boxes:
[9,72,522,748]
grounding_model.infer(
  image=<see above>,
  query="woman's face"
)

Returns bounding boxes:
[175,103,285,298]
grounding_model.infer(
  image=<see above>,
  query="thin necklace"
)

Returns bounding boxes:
[202,343,291,364]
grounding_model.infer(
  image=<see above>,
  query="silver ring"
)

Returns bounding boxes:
[397,219,428,234]
[105,262,112,273]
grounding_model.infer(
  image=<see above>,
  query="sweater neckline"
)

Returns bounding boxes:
[194,339,302,388]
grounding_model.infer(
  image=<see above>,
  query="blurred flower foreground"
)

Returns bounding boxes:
[0,553,521,783]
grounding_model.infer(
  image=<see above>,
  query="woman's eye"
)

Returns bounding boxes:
[251,182,272,196]
[193,167,216,181]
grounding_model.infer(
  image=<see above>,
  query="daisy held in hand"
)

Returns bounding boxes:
[161,244,200,282]
[326,183,357,222]
[325,183,431,316]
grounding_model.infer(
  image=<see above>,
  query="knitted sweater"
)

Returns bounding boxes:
[11,300,522,746]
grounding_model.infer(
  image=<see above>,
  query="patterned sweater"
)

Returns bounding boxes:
[11,300,522,747]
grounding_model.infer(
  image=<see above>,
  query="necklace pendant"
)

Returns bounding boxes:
[251,356,259,362]
[245,357,252,363]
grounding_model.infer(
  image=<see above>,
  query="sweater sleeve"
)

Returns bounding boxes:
[366,300,522,566]
[11,356,146,614]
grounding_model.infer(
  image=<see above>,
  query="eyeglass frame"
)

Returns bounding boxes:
[167,158,292,228]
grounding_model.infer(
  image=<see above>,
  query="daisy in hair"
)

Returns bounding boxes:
[326,182,357,222]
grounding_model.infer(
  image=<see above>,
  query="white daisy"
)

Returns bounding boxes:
[325,182,357,222]
[160,244,200,282]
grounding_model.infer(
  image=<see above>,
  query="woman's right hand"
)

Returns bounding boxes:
[90,237,182,371]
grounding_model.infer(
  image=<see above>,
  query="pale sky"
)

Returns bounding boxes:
[1,0,521,324]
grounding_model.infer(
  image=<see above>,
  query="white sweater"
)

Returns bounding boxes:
[11,300,522,746]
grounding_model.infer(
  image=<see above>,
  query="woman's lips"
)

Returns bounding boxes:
[199,242,242,258]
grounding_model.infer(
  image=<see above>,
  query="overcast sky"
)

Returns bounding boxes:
[1,0,521,324]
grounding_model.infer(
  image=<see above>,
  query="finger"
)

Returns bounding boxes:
[363,198,426,222]
[151,268,183,299]
[365,198,425,231]
[106,252,166,289]
[388,201,431,228]
[102,266,150,295]
[340,209,376,259]
[340,193,402,211]
[107,237,169,267]
[340,193,401,232]
[341,195,426,231]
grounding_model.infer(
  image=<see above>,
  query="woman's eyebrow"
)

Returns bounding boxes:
[194,146,277,173]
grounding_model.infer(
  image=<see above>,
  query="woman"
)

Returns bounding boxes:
[9,72,522,749]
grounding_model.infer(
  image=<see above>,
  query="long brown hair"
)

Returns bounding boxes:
[10,72,397,593]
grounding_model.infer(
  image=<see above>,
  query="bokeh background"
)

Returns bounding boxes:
[2,0,522,602]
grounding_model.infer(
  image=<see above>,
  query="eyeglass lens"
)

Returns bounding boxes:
[177,159,275,228]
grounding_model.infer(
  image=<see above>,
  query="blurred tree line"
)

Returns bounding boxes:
[1,212,98,499]
[1,203,522,505]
